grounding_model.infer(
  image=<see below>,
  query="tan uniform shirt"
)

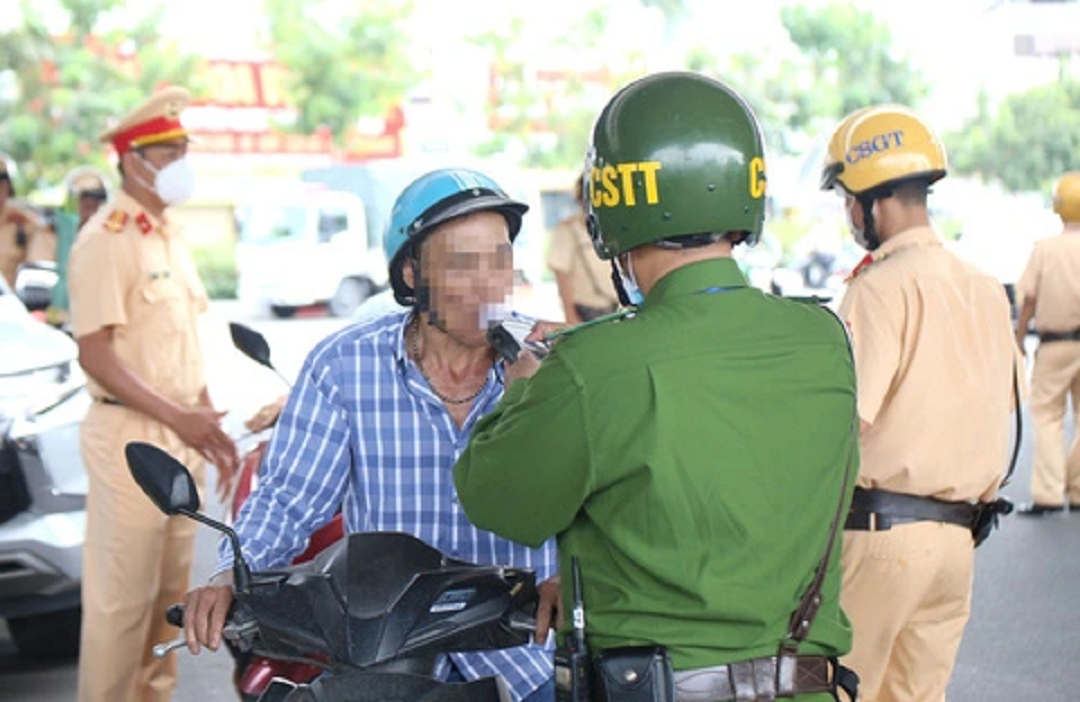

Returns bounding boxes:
[546,211,618,310]
[68,190,209,406]
[839,225,1017,502]
[0,203,49,288]
[1016,224,1080,333]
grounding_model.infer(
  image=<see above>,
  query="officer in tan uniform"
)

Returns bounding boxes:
[1014,171,1080,515]
[68,86,238,702]
[0,153,52,289]
[821,105,1020,702]
[547,178,619,323]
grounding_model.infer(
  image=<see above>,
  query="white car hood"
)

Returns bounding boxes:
[0,313,77,376]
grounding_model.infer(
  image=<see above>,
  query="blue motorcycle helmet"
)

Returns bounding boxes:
[384,168,529,306]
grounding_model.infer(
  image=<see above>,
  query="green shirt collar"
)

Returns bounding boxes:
[644,257,749,305]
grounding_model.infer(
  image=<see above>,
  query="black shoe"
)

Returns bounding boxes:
[1016,503,1066,516]
[1069,503,1080,513]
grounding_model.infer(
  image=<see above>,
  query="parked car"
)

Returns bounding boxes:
[234,187,387,319]
[13,261,58,313]
[0,274,89,658]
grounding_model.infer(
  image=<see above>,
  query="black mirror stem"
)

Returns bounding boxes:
[178,508,252,594]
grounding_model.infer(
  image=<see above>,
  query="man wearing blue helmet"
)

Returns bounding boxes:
[181,167,559,701]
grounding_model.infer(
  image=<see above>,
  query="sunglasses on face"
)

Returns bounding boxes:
[79,189,108,202]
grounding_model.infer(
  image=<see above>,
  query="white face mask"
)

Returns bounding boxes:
[844,194,874,251]
[137,154,196,206]
[478,299,511,330]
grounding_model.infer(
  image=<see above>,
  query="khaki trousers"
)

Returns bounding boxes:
[1029,341,1080,505]
[839,522,973,702]
[77,404,205,702]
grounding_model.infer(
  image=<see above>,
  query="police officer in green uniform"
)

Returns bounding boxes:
[454,72,860,702]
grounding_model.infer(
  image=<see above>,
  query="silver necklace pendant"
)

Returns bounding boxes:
[411,317,486,406]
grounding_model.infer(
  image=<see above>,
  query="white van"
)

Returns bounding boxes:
[235,187,387,318]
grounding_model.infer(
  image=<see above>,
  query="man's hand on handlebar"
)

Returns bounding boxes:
[534,575,563,645]
[245,394,287,433]
[182,570,235,654]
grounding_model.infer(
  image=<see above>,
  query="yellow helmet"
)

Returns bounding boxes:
[820,104,947,195]
[1053,171,1080,224]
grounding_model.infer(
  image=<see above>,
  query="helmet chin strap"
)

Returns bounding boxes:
[410,259,449,332]
[857,194,882,252]
[610,259,634,307]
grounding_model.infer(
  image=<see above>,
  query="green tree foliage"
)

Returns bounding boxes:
[470,5,647,169]
[640,0,688,19]
[948,78,1080,193]
[685,47,806,156]
[780,3,928,127]
[262,0,417,142]
[0,0,204,194]
[690,2,928,156]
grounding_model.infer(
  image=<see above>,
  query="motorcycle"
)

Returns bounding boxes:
[228,322,345,698]
[125,440,539,702]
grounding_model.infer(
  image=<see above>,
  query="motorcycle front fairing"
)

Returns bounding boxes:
[235,532,537,675]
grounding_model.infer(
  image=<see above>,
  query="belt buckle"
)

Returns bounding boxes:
[869,512,891,531]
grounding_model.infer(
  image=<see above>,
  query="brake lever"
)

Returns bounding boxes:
[506,610,538,634]
[153,637,188,658]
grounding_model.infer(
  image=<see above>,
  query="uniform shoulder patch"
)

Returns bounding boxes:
[104,209,128,233]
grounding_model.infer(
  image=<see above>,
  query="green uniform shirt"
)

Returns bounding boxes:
[50,211,78,313]
[455,257,858,671]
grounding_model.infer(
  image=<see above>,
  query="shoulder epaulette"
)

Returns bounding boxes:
[104,209,128,233]
[845,253,876,283]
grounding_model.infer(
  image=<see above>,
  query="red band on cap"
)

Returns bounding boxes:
[112,116,187,154]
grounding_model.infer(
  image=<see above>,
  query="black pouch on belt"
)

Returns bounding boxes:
[595,646,674,702]
[972,497,1014,547]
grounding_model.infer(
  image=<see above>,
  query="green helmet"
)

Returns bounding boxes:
[585,71,767,259]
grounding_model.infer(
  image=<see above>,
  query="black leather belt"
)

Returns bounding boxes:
[673,655,835,701]
[1039,328,1080,343]
[845,487,977,531]
[93,396,124,407]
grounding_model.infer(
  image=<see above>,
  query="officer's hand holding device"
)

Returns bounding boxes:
[486,313,550,364]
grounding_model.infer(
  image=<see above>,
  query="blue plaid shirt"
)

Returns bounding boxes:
[220,311,557,700]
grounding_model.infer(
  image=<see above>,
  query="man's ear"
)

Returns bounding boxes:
[119,151,138,181]
[402,256,417,290]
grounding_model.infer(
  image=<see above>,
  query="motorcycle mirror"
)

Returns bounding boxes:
[124,441,253,594]
[125,441,201,515]
[229,322,292,387]
[229,322,274,369]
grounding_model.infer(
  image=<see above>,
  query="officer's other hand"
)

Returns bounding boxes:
[1014,334,1027,356]
[173,407,239,499]
[182,571,235,654]
[534,575,563,645]
[245,394,287,433]
[529,320,571,344]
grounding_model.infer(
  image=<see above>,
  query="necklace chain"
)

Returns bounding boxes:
[410,316,487,406]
